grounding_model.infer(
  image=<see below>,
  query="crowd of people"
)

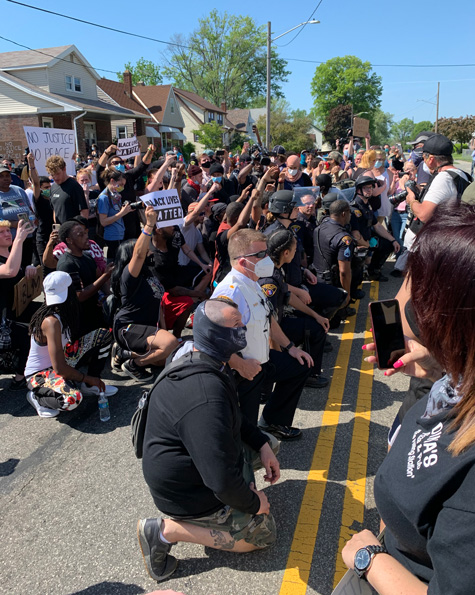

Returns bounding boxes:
[1,129,474,592]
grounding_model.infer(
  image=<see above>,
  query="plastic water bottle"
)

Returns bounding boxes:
[98,391,110,422]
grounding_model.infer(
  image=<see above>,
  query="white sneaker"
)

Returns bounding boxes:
[80,382,118,397]
[26,391,60,418]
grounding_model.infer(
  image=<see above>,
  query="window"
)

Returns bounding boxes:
[65,75,82,93]
[170,100,175,114]
[208,111,215,123]
[217,113,223,125]
[193,133,199,143]
[116,125,127,139]
[42,117,54,128]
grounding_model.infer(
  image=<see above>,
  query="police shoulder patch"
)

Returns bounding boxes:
[290,224,301,233]
[261,284,277,297]
[341,235,353,246]
[215,295,235,304]
[353,209,362,218]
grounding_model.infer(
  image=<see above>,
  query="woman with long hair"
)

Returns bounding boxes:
[24,271,116,418]
[259,229,330,389]
[111,206,178,383]
[342,201,475,594]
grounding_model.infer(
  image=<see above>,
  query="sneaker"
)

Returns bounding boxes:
[305,375,329,389]
[137,518,177,582]
[258,418,302,441]
[111,342,123,373]
[8,377,27,391]
[121,359,154,383]
[26,391,60,418]
[351,289,366,300]
[368,271,389,282]
[79,383,119,397]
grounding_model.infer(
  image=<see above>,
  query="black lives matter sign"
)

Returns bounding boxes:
[116,136,141,158]
[140,189,184,229]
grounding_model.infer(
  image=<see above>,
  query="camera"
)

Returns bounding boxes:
[388,180,420,207]
[128,201,144,210]
[250,144,271,166]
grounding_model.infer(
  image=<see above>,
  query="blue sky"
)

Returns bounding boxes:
[3,0,475,129]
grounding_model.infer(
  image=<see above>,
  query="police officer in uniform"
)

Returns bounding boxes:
[264,190,347,320]
[313,199,365,312]
[350,176,400,281]
[212,228,313,440]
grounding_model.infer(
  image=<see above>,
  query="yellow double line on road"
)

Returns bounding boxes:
[279,282,379,595]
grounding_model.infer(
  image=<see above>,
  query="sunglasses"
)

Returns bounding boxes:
[239,249,268,259]
[111,160,123,165]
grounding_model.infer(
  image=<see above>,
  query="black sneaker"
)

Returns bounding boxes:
[351,289,366,300]
[111,342,123,373]
[137,518,177,582]
[258,420,302,440]
[305,375,329,389]
[121,359,154,383]
[368,271,389,282]
[8,377,27,391]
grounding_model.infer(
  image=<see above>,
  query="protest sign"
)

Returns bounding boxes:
[116,136,141,158]
[23,126,76,177]
[0,140,23,163]
[140,189,184,229]
[352,117,370,139]
[13,266,43,317]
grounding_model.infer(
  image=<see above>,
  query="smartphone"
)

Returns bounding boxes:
[18,212,33,231]
[368,299,405,369]
[216,150,225,156]
[52,223,61,233]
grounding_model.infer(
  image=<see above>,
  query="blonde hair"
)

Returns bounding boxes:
[45,155,66,174]
[0,220,11,228]
[77,168,92,182]
[228,229,266,262]
[360,150,376,170]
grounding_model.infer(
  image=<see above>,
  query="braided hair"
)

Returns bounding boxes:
[266,229,296,266]
[29,285,81,344]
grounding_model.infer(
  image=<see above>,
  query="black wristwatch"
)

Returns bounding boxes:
[282,341,295,353]
[354,544,387,578]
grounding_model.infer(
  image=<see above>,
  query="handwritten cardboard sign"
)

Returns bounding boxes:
[140,189,184,229]
[13,266,43,317]
[116,135,141,158]
[0,140,23,163]
[352,117,370,139]
[23,126,76,177]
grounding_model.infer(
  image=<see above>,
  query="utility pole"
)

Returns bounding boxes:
[266,22,271,149]
[435,82,440,133]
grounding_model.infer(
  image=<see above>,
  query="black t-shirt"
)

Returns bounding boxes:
[150,227,185,290]
[283,172,312,191]
[50,177,88,224]
[35,193,54,242]
[56,251,100,333]
[214,228,231,284]
[374,390,475,594]
[114,265,164,330]
[0,254,23,315]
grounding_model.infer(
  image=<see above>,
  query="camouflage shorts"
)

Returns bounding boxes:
[172,506,276,549]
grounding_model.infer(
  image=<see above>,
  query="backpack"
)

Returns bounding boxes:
[131,351,234,459]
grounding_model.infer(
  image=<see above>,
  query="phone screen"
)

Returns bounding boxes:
[369,299,405,369]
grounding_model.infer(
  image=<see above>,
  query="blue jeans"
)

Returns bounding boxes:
[391,210,408,248]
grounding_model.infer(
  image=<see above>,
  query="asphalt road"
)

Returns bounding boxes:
[0,267,407,595]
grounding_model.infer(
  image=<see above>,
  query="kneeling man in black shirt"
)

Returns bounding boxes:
[138,299,280,582]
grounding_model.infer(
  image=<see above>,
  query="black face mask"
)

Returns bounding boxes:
[193,303,247,362]
[201,162,211,169]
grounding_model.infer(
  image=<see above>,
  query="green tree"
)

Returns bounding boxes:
[436,116,475,153]
[370,109,394,146]
[257,100,314,154]
[182,142,196,162]
[163,11,290,109]
[310,56,383,126]
[323,105,352,144]
[412,120,434,138]
[390,118,415,149]
[192,121,225,149]
[117,58,162,86]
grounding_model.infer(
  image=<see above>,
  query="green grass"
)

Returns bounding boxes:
[453,153,473,163]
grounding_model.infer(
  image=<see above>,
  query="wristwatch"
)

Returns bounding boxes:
[282,341,295,353]
[354,544,387,578]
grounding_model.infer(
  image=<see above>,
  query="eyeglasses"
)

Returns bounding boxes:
[238,249,268,259]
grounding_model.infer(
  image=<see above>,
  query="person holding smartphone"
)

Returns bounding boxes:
[97,169,131,262]
[342,201,475,595]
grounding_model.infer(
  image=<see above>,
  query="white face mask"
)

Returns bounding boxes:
[287,168,298,177]
[244,255,274,278]
[422,162,431,174]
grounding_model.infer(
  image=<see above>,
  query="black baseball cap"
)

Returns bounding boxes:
[407,131,435,146]
[422,134,453,157]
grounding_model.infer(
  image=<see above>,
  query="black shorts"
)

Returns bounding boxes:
[115,323,158,354]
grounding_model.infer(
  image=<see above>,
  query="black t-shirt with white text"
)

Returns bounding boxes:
[50,177,88,224]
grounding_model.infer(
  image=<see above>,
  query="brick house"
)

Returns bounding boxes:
[0,45,147,157]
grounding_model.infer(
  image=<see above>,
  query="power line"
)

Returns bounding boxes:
[0,35,119,75]
[6,0,190,49]
[275,0,324,48]
[285,57,475,68]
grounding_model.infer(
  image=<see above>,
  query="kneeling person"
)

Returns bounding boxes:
[138,299,279,582]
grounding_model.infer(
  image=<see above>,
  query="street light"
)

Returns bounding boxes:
[266,20,320,149]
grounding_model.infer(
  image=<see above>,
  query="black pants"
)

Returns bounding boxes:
[280,313,325,376]
[105,239,121,262]
[236,349,311,427]
[307,282,347,319]
[369,236,394,274]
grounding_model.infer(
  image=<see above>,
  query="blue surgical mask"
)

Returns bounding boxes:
[211,176,222,183]
[374,160,383,168]
[343,150,349,157]
[114,164,126,173]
